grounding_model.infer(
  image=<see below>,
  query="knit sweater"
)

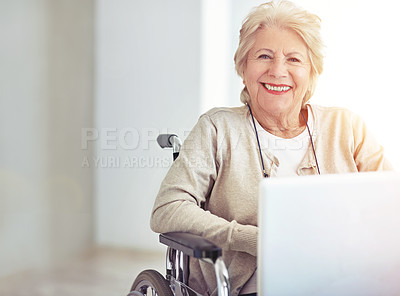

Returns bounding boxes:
[150,104,392,296]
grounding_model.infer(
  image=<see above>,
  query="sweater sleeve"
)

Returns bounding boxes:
[351,112,392,172]
[150,114,257,257]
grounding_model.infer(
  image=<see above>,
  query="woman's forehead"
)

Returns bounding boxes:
[251,27,309,55]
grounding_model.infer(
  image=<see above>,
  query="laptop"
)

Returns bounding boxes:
[258,171,400,296]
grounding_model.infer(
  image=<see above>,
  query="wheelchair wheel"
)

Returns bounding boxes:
[129,269,173,296]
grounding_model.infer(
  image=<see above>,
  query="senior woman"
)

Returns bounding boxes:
[150,1,392,296]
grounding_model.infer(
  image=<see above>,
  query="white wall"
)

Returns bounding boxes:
[0,0,94,277]
[95,0,201,250]
[46,0,95,263]
[0,0,50,276]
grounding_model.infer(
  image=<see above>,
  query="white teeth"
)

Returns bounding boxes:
[264,84,290,92]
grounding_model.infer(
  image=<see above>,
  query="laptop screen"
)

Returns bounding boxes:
[258,171,400,296]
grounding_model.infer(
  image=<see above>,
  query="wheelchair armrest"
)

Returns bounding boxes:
[159,232,222,263]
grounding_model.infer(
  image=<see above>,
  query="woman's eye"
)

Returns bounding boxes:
[258,54,272,60]
[288,57,301,63]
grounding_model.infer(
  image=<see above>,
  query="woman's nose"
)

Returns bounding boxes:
[268,59,288,78]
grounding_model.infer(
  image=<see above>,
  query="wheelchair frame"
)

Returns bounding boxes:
[129,134,230,296]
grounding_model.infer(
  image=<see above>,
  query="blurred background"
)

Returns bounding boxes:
[1,0,399,295]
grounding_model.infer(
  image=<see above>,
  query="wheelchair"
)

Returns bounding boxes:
[128,134,230,296]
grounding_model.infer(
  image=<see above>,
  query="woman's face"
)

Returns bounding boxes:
[244,26,311,119]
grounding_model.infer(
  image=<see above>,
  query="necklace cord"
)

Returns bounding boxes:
[247,104,268,178]
[301,109,321,175]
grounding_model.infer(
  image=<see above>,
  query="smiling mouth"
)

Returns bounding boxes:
[262,83,291,93]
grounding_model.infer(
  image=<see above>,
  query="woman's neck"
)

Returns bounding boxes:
[252,106,308,139]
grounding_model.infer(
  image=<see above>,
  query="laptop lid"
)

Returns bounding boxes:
[258,171,400,296]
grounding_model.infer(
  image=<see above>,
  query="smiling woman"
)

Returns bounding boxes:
[150,1,393,296]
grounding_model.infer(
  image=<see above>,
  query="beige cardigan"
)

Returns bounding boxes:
[150,104,392,296]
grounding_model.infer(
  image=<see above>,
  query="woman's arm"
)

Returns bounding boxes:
[150,114,257,256]
[351,112,393,172]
